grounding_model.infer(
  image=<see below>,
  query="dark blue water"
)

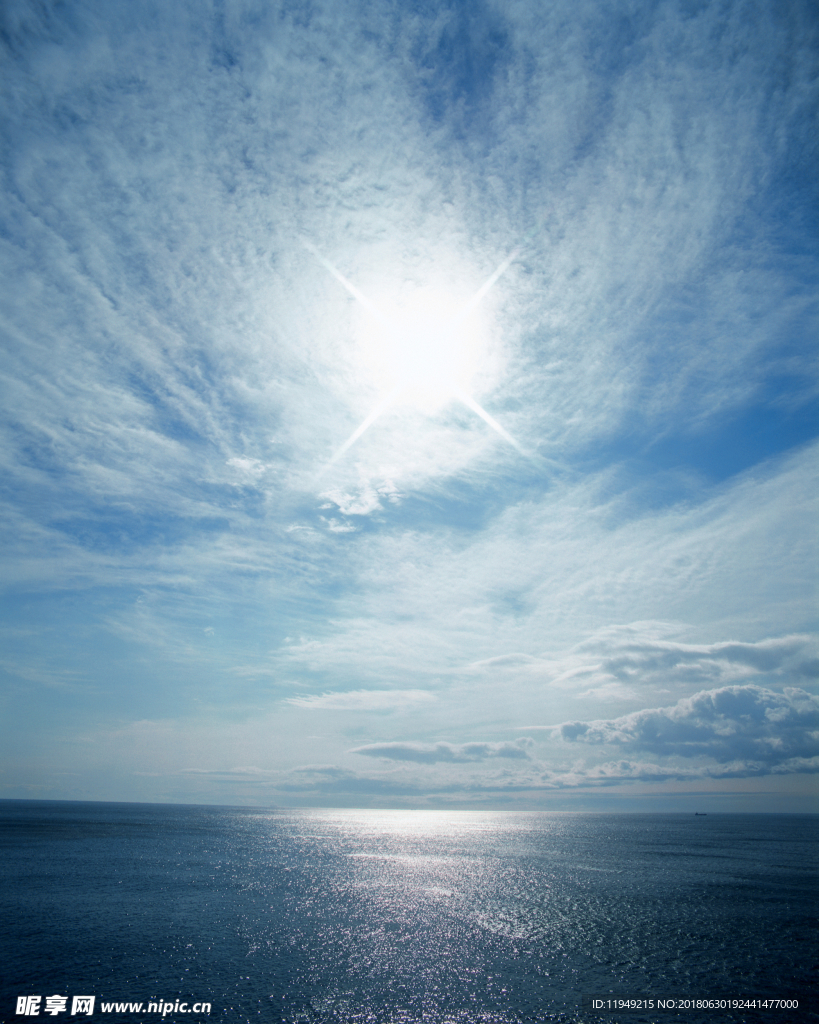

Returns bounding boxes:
[0,803,816,1024]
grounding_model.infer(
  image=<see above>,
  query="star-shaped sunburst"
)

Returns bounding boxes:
[306,242,526,467]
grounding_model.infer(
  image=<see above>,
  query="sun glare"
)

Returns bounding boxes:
[304,242,524,465]
[355,283,488,413]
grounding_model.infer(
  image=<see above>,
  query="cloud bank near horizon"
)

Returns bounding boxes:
[351,740,533,764]
[555,685,819,765]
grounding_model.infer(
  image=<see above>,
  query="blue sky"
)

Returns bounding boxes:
[1,0,817,811]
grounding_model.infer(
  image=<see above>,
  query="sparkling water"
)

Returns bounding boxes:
[1,802,816,1023]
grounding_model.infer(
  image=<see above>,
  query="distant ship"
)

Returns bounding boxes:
[695,812,707,816]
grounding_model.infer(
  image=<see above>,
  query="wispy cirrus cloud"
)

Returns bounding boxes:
[285,689,437,712]
[0,0,816,810]
[545,631,819,700]
[320,478,401,518]
[468,631,819,705]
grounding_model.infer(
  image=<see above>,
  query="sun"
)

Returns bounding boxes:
[303,241,524,464]
[355,282,488,413]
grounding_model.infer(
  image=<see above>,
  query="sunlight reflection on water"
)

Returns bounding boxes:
[1,804,816,1024]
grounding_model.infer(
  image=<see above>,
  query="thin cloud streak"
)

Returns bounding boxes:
[351,740,533,763]
[286,689,437,712]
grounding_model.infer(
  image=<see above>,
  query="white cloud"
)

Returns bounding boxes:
[227,457,268,480]
[533,755,819,789]
[320,477,401,517]
[0,0,816,809]
[285,689,437,711]
[351,739,533,763]
[555,685,819,767]
[576,681,638,702]
[323,517,357,533]
[545,630,819,698]
[275,447,819,699]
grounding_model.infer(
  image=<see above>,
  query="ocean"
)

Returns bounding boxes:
[0,802,816,1024]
